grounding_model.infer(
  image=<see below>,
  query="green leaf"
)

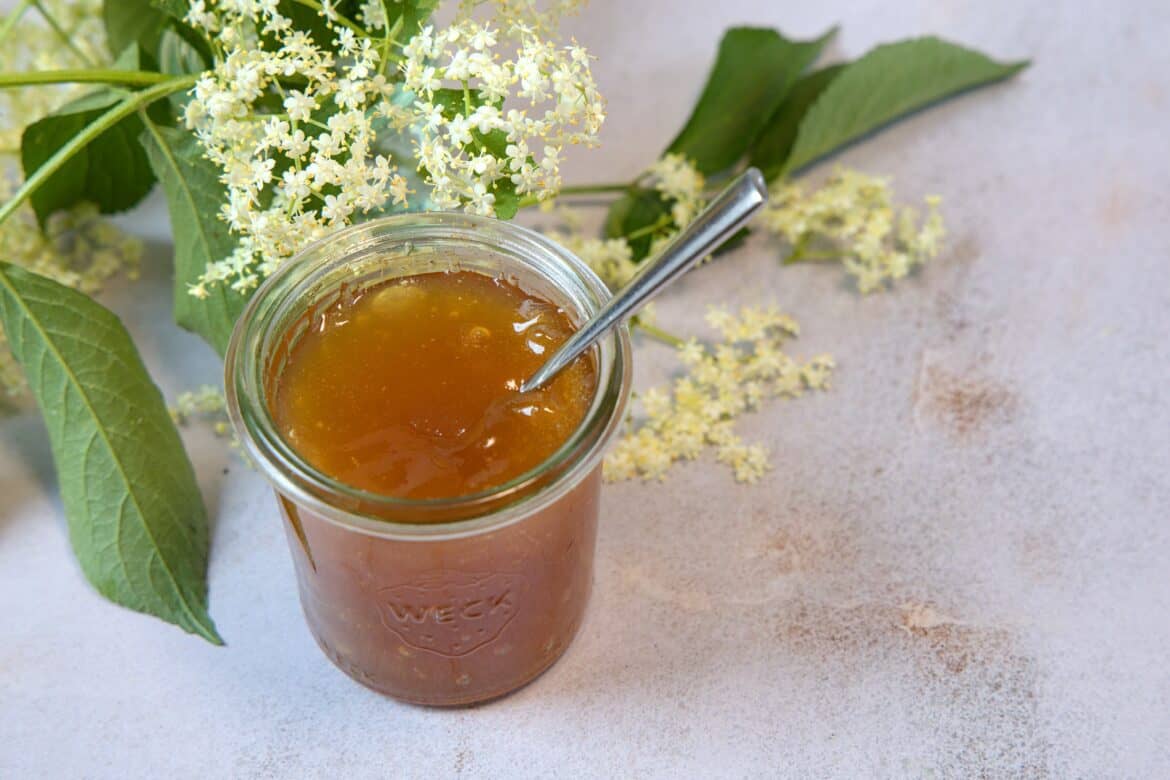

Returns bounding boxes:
[783,37,1029,175]
[150,0,190,20]
[603,188,671,261]
[103,0,168,59]
[380,0,438,40]
[21,90,157,227]
[277,0,362,47]
[133,1,214,77]
[0,264,221,644]
[431,86,478,118]
[665,26,835,175]
[111,46,176,125]
[491,177,520,220]
[140,121,250,355]
[158,26,210,77]
[749,64,846,181]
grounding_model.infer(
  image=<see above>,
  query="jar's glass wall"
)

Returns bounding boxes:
[225,213,631,705]
[280,469,600,705]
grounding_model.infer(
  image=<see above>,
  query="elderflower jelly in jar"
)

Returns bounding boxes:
[225,213,631,706]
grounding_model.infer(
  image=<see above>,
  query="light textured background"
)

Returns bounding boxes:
[3,0,1169,777]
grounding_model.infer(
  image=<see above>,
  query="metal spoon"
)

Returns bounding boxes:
[520,167,768,393]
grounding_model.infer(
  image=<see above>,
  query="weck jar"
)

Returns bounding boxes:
[225,213,632,706]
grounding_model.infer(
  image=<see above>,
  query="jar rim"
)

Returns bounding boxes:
[224,212,632,541]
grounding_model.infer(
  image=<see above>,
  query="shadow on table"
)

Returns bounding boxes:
[0,403,62,537]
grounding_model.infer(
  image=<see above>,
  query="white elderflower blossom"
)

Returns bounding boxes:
[559,235,638,289]
[357,0,388,31]
[539,202,637,289]
[400,19,604,216]
[0,176,142,395]
[182,0,409,295]
[604,305,833,484]
[458,0,584,35]
[759,167,946,294]
[646,153,705,228]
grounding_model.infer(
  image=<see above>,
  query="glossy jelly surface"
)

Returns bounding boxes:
[271,270,596,502]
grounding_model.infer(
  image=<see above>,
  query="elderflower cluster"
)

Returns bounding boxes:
[0,177,142,394]
[605,305,833,484]
[170,384,231,437]
[646,153,706,228]
[170,384,249,458]
[183,1,408,294]
[400,20,604,215]
[759,167,946,294]
[540,197,637,288]
[559,234,637,288]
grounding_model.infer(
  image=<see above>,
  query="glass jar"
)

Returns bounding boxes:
[225,213,632,706]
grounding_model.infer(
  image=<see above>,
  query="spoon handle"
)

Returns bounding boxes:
[521,167,768,392]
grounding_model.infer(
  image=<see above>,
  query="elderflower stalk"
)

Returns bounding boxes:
[0,0,34,42]
[0,70,173,88]
[633,320,685,348]
[0,75,198,226]
[556,182,629,196]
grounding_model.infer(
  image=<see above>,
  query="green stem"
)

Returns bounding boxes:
[379,13,404,75]
[0,75,197,226]
[0,0,34,44]
[30,0,94,68]
[783,234,845,265]
[624,215,672,241]
[517,181,636,209]
[782,234,810,264]
[0,69,173,89]
[633,320,686,348]
[557,182,631,196]
[290,0,366,37]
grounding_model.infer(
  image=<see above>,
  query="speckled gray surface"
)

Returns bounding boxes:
[2,0,1169,777]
